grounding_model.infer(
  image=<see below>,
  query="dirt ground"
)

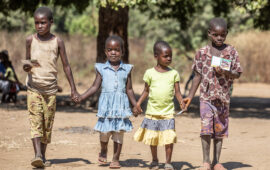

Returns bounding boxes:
[0,83,270,170]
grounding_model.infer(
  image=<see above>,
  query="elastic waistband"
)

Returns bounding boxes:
[101,89,126,93]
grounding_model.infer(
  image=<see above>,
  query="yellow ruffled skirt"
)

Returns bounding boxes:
[134,114,177,146]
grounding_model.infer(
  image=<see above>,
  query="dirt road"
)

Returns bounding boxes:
[0,83,270,170]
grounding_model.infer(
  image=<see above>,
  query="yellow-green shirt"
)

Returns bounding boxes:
[5,67,16,82]
[144,67,180,116]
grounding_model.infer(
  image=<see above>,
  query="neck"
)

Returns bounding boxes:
[155,64,170,72]
[109,60,121,66]
[37,32,53,41]
[210,42,226,51]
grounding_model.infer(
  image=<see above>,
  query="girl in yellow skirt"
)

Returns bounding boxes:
[133,41,185,170]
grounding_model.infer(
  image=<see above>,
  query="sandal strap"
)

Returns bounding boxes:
[164,163,174,170]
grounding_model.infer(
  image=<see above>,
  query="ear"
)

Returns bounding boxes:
[50,19,54,24]
[207,29,211,37]
[104,48,108,56]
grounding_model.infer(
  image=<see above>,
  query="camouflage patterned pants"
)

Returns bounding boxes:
[27,90,56,144]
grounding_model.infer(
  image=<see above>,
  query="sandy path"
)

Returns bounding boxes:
[0,83,270,170]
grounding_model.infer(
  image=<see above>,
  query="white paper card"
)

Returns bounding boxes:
[211,56,231,71]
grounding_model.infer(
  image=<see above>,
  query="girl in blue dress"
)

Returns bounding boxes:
[77,35,138,168]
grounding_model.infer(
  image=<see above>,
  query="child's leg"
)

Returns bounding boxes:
[41,142,47,160]
[211,100,229,168]
[111,132,124,162]
[109,132,123,168]
[100,141,108,158]
[112,141,122,161]
[150,145,158,162]
[212,138,223,165]
[165,143,173,164]
[201,135,211,164]
[199,101,215,168]
[99,132,110,163]
[32,137,43,158]
[28,91,45,159]
[41,94,56,161]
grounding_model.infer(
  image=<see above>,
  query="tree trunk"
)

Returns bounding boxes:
[97,5,129,63]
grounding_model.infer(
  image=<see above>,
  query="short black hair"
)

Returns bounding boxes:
[105,35,125,53]
[208,17,227,31]
[0,50,9,62]
[153,40,171,56]
[34,6,53,21]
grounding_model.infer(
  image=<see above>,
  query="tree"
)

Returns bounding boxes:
[1,0,269,63]
[97,5,129,63]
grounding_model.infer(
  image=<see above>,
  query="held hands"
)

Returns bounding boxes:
[180,100,186,111]
[132,104,143,117]
[183,97,192,110]
[71,90,80,103]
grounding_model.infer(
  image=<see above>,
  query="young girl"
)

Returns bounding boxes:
[76,35,138,169]
[133,41,185,170]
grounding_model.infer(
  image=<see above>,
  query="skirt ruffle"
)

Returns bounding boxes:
[97,92,132,118]
[134,127,177,146]
[94,118,133,132]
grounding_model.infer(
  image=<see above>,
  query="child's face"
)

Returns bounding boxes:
[105,40,123,63]
[155,47,172,67]
[34,14,52,36]
[208,25,227,47]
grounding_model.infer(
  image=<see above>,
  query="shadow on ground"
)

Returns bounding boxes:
[120,159,197,170]
[223,161,252,170]
[49,158,91,164]
[1,93,270,119]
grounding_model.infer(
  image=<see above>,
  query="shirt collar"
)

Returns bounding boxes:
[104,61,125,71]
[204,44,230,58]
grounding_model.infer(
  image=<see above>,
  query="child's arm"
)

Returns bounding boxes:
[23,36,33,72]
[57,37,79,100]
[126,72,137,116]
[183,70,201,109]
[174,81,186,110]
[78,72,102,102]
[134,83,150,114]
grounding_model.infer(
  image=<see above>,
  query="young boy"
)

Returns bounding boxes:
[23,7,79,168]
[183,18,242,170]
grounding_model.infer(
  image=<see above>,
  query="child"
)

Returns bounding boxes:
[133,41,185,170]
[76,35,138,169]
[2,60,18,102]
[183,18,242,170]
[22,7,79,168]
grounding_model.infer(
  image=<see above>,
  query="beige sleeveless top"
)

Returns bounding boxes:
[26,34,59,95]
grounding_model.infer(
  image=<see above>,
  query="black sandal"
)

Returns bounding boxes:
[150,160,159,169]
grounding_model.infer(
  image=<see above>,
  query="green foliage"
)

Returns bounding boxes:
[63,5,98,36]
[0,3,99,36]
[96,0,157,9]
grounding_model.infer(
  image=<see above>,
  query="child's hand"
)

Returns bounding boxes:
[132,107,139,117]
[71,91,80,103]
[23,64,32,72]
[214,66,230,76]
[180,100,186,110]
[132,104,143,117]
[183,97,192,110]
[72,95,82,103]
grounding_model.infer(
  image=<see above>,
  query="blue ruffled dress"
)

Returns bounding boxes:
[94,61,133,133]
